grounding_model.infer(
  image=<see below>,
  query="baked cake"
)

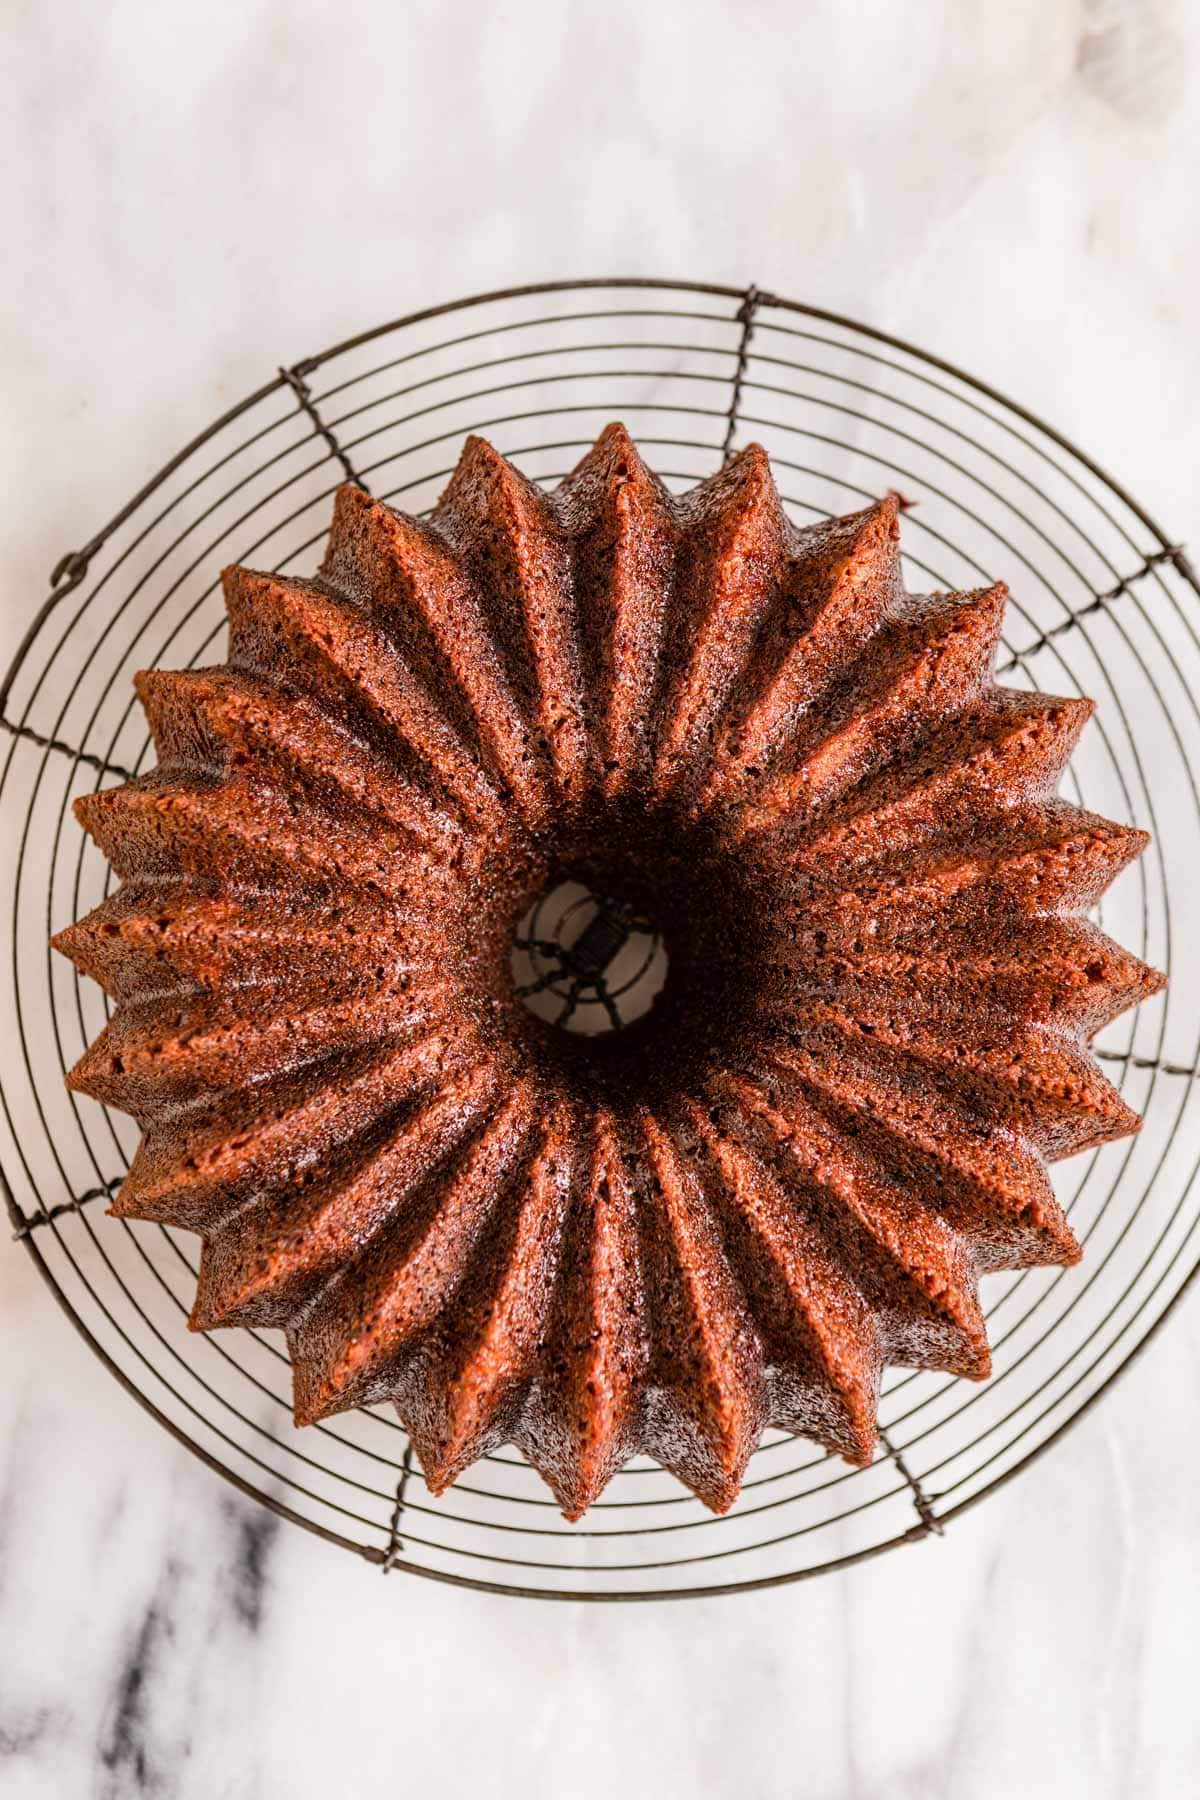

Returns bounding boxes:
[54,425,1164,1517]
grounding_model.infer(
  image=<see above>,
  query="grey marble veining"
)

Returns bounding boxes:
[2,2,1199,1795]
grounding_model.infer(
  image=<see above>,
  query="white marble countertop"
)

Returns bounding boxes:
[3,2,1198,1795]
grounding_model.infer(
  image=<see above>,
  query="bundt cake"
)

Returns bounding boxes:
[53,424,1164,1517]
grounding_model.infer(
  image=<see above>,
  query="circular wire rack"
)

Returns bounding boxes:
[3,277,1198,1602]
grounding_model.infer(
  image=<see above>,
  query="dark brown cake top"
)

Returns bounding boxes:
[54,425,1163,1517]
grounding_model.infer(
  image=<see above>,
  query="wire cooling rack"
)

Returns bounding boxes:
[3,278,1199,1601]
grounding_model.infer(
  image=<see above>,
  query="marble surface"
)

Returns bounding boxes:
[3,1,1199,1794]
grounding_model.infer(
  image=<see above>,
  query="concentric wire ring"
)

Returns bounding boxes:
[2,279,1197,1600]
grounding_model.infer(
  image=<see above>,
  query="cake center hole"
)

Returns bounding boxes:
[511,879,668,1035]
